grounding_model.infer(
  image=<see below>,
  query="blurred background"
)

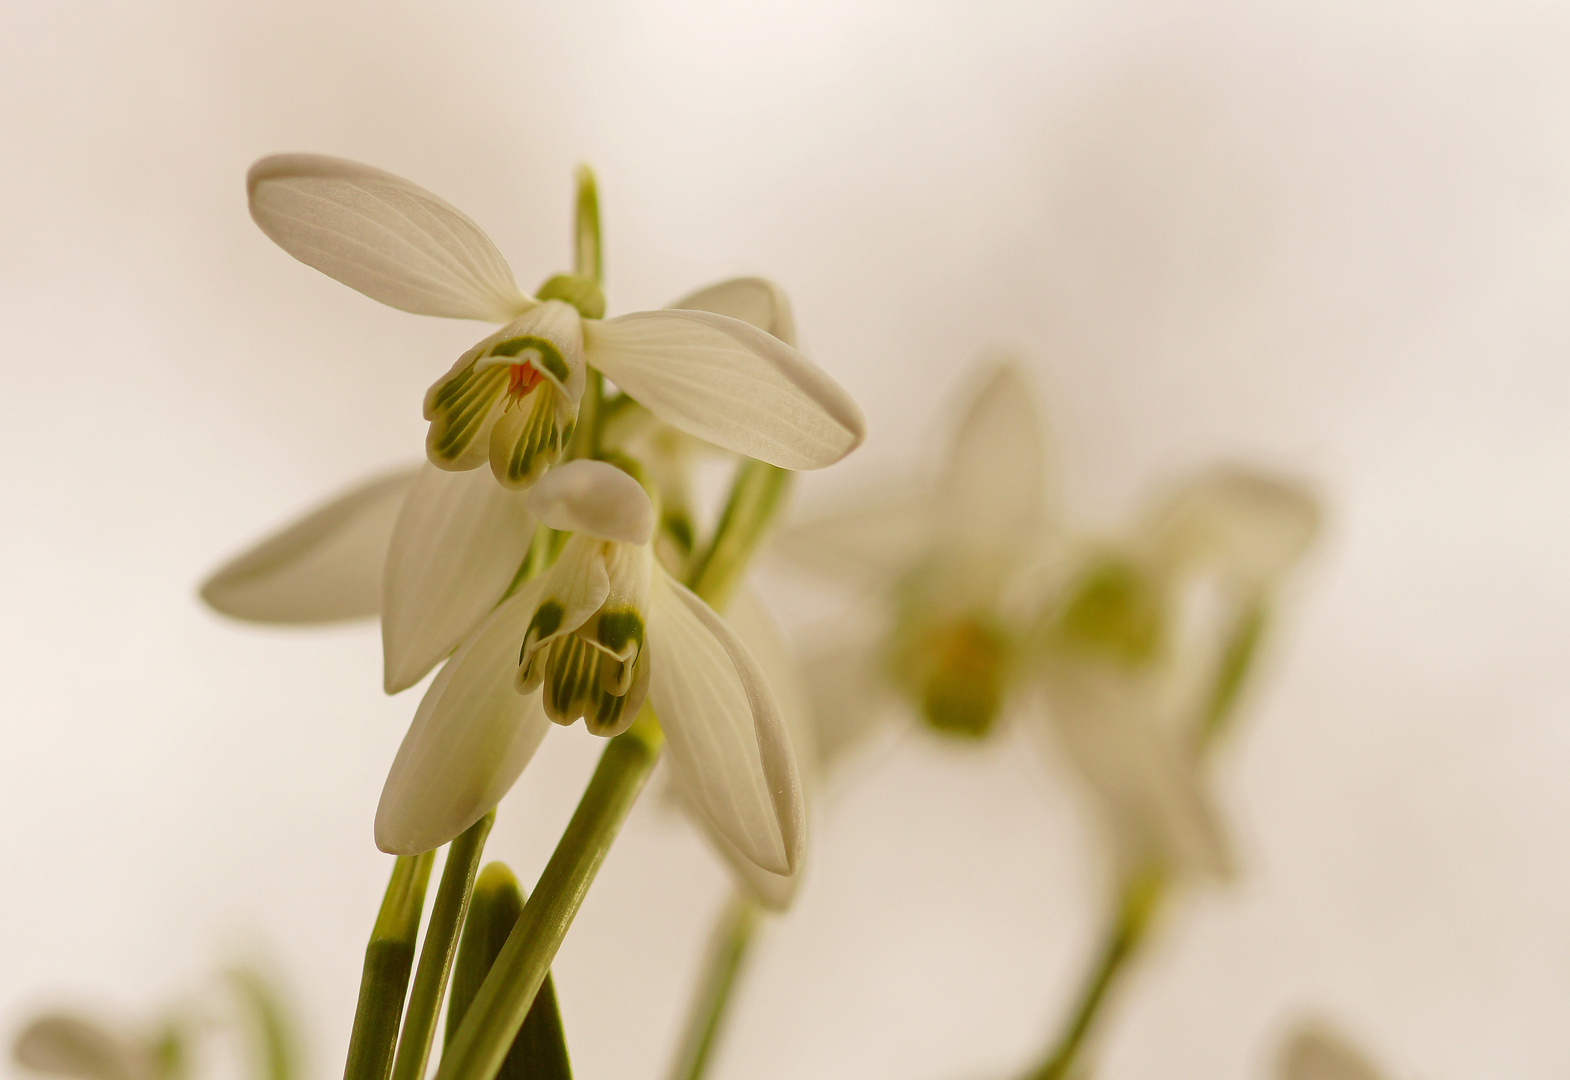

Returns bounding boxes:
[4,0,1570,1077]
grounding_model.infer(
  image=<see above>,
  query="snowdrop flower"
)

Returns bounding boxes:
[245,155,861,692]
[780,362,1052,745]
[247,155,862,489]
[13,1015,174,1080]
[780,362,1317,882]
[1034,464,1319,878]
[376,459,804,877]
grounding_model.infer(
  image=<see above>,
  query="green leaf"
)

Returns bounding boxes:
[448,863,572,1080]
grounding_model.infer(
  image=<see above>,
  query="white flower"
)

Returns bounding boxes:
[13,1015,167,1080]
[779,362,1319,881]
[202,278,821,880]
[247,154,863,488]
[374,459,805,876]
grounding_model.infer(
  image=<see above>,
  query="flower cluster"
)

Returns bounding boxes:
[205,155,863,888]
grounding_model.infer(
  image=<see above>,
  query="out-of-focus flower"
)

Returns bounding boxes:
[780,363,1319,883]
[1034,465,1319,880]
[13,1015,176,1080]
[1277,1020,1387,1080]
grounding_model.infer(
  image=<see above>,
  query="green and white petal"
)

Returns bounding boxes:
[376,583,552,855]
[525,459,655,545]
[382,465,534,694]
[671,276,797,346]
[247,154,530,322]
[1038,664,1232,880]
[423,343,510,472]
[538,542,653,737]
[936,361,1051,560]
[1149,466,1321,591]
[12,1014,156,1080]
[470,300,586,401]
[516,534,613,687]
[1277,1021,1386,1080]
[584,309,864,470]
[201,468,416,623]
[647,569,803,876]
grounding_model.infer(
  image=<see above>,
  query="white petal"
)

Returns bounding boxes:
[773,491,931,589]
[670,277,797,346]
[248,154,530,322]
[1149,466,1321,590]
[647,569,803,875]
[936,361,1051,555]
[526,460,655,545]
[13,1015,153,1080]
[1277,1022,1386,1080]
[375,583,551,855]
[201,468,415,623]
[684,587,814,909]
[584,310,864,470]
[1038,664,1232,879]
[382,464,533,693]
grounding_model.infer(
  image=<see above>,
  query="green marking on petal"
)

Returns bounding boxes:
[428,363,509,464]
[489,385,575,490]
[537,623,647,738]
[594,608,644,657]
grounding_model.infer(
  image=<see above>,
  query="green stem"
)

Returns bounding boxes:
[686,460,791,610]
[1196,598,1268,748]
[573,166,602,287]
[665,893,760,1080]
[567,370,604,462]
[1024,868,1165,1080]
[389,814,495,1080]
[344,853,436,1080]
[431,712,664,1080]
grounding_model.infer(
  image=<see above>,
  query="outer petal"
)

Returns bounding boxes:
[382,464,533,693]
[1277,1021,1385,1080]
[526,459,655,545]
[1148,465,1321,590]
[647,569,803,876]
[12,1015,154,1080]
[685,587,815,909]
[375,583,551,854]
[936,362,1051,557]
[201,468,416,623]
[584,309,864,470]
[1038,663,1232,880]
[671,276,797,346]
[247,154,530,322]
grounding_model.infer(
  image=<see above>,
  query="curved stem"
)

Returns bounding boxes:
[572,167,602,287]
[1024,868,1163,1080]
[665,893,760,1080]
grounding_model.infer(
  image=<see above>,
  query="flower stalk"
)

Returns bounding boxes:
[432,708,664,1080]
[665,892,761,1080]
[686,460,791,610]
[344,853,436,1080]
[389,813,495,1080]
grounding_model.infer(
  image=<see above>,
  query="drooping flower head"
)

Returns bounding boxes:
[246,154,864,493]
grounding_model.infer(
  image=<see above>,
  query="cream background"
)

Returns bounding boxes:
[4,0,1570,1078]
